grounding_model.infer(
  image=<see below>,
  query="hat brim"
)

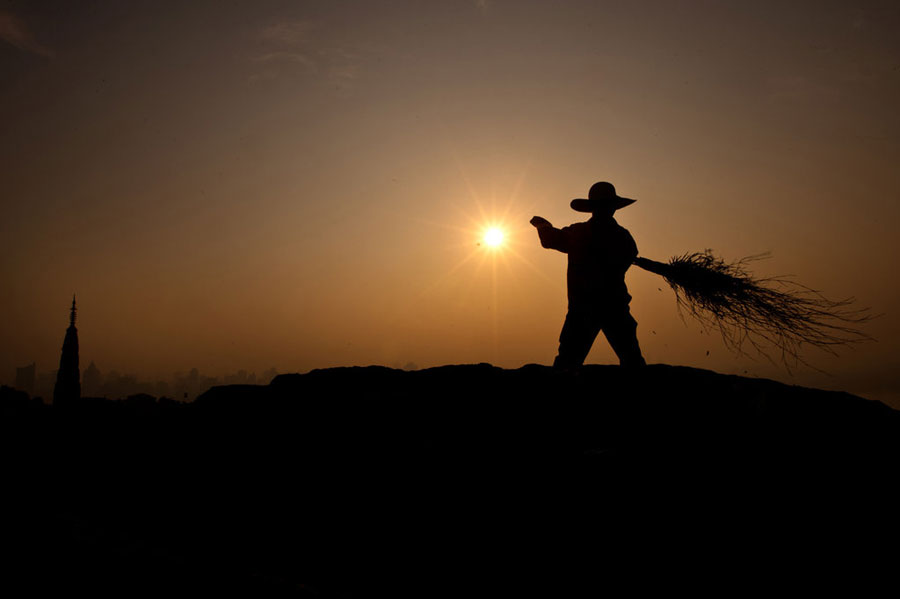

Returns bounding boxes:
[570,196,636,213]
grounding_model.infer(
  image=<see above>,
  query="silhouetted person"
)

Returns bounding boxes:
[531,182,646,368]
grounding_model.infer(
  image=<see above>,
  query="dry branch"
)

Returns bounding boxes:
[633,251,875,370]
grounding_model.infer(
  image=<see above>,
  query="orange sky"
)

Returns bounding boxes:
[2,1,899,406]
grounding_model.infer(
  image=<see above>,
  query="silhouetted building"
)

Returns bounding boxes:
[53,296,81,406]
[224,369,257,385]
[15,362,35,396]
[35,370,56,402]
[262,367,279,384]
[82,360,101,397]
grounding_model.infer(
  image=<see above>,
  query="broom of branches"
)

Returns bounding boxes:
[633,251,874,370]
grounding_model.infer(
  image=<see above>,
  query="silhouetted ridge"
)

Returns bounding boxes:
[254,364,898,459]
[4,365,899,597]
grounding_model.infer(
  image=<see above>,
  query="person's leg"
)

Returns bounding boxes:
[553,309,602,368]
[602,309,646,367]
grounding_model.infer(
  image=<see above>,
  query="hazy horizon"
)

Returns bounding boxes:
[3,1,899,407]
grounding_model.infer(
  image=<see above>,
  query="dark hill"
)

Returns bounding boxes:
[4,364,900,596]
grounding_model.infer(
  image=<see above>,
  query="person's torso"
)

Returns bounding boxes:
[564,219,636,306]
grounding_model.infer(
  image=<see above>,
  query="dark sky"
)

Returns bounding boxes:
[2,0,899,405]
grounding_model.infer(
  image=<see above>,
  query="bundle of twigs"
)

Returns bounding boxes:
[633,251,874,370]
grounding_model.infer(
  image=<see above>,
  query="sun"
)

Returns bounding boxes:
[483,227,505,248]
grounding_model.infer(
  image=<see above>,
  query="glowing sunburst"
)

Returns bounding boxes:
[401,163,558,363]
[483,227,505,248]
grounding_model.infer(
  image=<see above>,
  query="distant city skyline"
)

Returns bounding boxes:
[12,359,282,402]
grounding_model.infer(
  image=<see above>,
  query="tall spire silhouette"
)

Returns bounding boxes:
[53,295,81,406]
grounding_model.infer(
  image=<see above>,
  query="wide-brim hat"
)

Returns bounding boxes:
[570,181,636,213]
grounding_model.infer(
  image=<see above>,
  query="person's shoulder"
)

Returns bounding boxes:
[611,220,637,248]
[612,220,634,236]
[563,221,590,233]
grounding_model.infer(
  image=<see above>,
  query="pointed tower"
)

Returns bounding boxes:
[53,295,81,406]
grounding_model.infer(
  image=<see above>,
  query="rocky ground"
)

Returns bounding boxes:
[4,363,899,596]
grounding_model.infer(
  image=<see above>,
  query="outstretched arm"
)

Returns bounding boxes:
[530,216,568,253]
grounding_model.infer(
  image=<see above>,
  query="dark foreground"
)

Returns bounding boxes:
[4,363,900,596]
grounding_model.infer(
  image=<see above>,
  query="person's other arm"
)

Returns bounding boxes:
[530,216,569,253]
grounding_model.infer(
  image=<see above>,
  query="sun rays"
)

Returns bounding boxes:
[401,182,562,363]
[482,226,505,248]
